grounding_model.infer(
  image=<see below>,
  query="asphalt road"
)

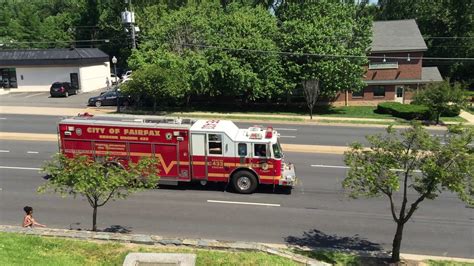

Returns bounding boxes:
[0,113,449,147]
[0,140,472,258]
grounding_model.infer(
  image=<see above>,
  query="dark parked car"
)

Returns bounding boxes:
[50,82,78,97]
[88,90,131,107]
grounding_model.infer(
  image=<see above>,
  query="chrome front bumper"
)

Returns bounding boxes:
[279,162,297,186]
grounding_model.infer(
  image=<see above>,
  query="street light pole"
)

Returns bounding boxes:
[112,56,120,113]
[112,56,118,85]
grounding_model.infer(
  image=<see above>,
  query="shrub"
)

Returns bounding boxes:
[441,105,461,117]
[376,102,429,120]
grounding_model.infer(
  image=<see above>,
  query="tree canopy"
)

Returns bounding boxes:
[343,124,473,262]
[40,154,160,231]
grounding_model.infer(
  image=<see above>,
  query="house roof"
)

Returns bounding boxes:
[0,48,109,66]
[371,19,428,53]
[365,67,443,85]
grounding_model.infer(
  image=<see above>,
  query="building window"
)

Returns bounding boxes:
[208,134,222,155]
[352,89,364,98]
[0,68,18,88]
[373,86,385,97]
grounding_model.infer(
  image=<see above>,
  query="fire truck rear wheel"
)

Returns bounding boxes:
[232,171,258,194]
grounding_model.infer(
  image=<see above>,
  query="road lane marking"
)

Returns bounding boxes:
[311,164,422,173]
[0,150,10,153]
[0,166,41,171]
[207,200,280,207]
[25,93,46,98]
[27,151,39,154]
[0,118,6,120]
[311,164,349,169]
[0,132,57,142]
[280,135,296,138]
[274,128,298,131]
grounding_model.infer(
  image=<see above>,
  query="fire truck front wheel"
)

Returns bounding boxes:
[232,170,258,194]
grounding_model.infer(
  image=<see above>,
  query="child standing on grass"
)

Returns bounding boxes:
[22,206,46,228]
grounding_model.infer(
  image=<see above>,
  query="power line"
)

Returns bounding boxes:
[2,38,473,62]
[171,42,474,61]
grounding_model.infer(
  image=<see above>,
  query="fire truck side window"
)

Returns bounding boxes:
[254,144,267,157]
[208,134,222,155]
[238,143,247,156]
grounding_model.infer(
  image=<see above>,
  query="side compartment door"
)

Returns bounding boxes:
[191,133,207,180]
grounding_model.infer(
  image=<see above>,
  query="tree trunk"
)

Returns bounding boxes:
[92,205,98,231]
[436,112,441,125]
[153,99,157,114]
[391,222,405,262]
[309,107,313,120]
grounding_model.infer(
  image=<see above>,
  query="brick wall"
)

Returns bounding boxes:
[365,52,423,81]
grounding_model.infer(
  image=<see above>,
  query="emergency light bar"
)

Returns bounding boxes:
[265,127,273,138]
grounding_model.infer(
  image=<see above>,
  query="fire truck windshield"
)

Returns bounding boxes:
[272,141,283,159]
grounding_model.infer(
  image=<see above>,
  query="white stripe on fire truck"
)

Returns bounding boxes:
[207,200,280,207]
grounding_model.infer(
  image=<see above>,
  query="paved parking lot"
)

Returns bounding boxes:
[0,88,108,108]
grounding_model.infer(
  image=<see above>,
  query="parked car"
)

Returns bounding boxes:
[88,90,132,107]
[50,82,78,97]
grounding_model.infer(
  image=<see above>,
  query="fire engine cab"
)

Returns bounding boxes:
[58,113,296,194]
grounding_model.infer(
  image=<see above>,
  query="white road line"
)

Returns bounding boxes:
[274,128,298,131]
[279,135,296,138]
[207,200,280,207]
[311,164,422,173]
[0,150,10,153]
[0,118,6,120]
[25,92,46,98]
[27,151,39,154]
[0,166,41,171]
[311,164,349,169]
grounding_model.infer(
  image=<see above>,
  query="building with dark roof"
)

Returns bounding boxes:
[334,19,443,106]
[0,48,111,93]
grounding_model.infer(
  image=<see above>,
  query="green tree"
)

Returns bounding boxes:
[122,62,189,112]
[39,154,160,231]
[276,0,372,102]
[378,0,474,84]
[413,81,467,124]
[129,2,283,104]
[343,124,473,262]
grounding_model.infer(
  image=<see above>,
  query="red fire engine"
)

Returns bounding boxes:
[58,113,296,194]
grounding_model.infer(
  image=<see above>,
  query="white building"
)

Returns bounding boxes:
[0,48,111,93]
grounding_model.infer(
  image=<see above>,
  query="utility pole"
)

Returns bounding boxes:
[122,0,137,49]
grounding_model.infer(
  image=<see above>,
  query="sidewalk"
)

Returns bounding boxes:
[459,110,474,124]
[1,225,472,265]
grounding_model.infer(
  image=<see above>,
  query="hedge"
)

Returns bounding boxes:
[376,102,429,120]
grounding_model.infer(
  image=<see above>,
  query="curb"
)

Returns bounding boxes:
[0,225,329,266]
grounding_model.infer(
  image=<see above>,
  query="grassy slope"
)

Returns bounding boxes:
[0,232,298,266]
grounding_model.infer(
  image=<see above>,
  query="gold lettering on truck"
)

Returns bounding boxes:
[123,129,160,136]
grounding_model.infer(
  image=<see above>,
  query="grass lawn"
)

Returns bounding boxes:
[314,106,394,119]
[293,249,474,266]
[440,116,467,123]
[0,232,298,266]
[466,106,474,115]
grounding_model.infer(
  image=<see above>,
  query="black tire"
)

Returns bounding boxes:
[232,170,258,194]
[95,101,102,107]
